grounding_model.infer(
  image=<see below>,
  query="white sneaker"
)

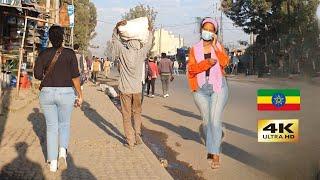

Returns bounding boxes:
[49,160,58,172]
[151,95,155,98]
[164,94,169,98]
[58,148,67,169]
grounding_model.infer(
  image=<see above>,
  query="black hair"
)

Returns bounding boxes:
[73,44,80,50]
[161,53,167,58]
[49,25,64,48]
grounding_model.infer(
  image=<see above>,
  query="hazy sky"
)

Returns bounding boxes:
[90,0,249,56]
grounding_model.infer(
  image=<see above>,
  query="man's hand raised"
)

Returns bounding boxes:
[116,20,127,28]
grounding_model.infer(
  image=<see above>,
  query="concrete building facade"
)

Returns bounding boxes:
[151,28,184,56]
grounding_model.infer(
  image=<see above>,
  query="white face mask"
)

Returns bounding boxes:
[201,30,213,41]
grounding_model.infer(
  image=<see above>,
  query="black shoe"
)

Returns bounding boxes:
[123,143,134,150]
[207,153,213,159]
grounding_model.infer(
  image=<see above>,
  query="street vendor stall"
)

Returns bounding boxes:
[0,1,73,94]
[0,2,43,91]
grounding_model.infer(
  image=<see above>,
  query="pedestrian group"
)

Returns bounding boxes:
[34,16,230,172]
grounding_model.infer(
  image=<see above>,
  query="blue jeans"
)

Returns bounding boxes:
[193,77,228,154]
[39,87,76,161]
[174,68,179,75]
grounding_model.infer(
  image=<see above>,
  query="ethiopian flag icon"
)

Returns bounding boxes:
[257,89,300,111]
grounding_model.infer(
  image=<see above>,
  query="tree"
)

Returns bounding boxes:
[72,0,97,50]
[222,0,320,76]
[122,3,157,31]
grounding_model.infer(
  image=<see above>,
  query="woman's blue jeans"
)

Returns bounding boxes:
[193,77,229,154]
[39,87,76,161]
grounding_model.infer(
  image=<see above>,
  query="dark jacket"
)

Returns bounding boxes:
[158,58,173,75]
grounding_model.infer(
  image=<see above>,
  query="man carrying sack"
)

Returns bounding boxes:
[112,18,153,149]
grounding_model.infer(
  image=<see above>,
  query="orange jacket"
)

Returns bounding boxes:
[187,45,229,92]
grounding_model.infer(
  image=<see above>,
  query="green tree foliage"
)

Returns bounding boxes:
[222,0,320,76]
[73,0,97,50]
[122,3,157,30]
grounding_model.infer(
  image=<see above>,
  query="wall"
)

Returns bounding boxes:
[151,28,184,56]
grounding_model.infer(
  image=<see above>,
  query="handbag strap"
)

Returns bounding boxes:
[42,47,64,81]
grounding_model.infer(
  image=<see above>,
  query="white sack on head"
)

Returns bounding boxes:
[118,17,149,44]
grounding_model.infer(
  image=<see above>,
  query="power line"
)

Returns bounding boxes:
[97,19,199,29]
[97,20,115,25]
[155,22,198,28]
[224,28,245,31]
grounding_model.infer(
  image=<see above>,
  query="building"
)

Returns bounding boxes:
[151,28,184,56]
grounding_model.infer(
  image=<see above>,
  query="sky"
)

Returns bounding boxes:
[90,0,249,57]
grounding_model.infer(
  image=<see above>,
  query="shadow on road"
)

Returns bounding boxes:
[0,142,44,179]
[28,108,47,162]
[163,105,201,120]
[81,101,125,144]
[143,114,279,177]
[61,154,97,180]
[163,105,257,139]
[222,122,257,139]
[142,115,202,143]
[221,142,272,174]
[0,90,11,144]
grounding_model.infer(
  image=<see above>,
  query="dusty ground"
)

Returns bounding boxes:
[106,69,320,180]
[0,82,172,179]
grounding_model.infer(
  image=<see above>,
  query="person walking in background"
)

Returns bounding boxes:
[90,56,95,70]
[232,53,240,75]
[103,58,111,78]
[34,25,83,172]
[185,56,189,75]
[158,53,173,98]
[74,44,87,73]
[100,58,105,72]
[141,58,148,103]
[147,57,159,98]
[74,44,87,89]
[173,60,180,75]
[112,20,153,149]
[86,56,92,80]
[91,57,101,83]
[188,17,229,169]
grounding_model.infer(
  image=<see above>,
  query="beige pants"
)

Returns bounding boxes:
[104,68,110,77]
[120,93,142,145]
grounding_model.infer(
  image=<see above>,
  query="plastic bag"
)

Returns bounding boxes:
[118,17,149,44]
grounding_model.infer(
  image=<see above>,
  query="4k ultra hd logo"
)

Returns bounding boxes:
[258,119,299,143]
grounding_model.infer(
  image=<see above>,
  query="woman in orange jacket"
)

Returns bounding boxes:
[188,17,229,169]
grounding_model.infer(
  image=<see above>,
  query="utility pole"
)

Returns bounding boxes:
[215,3,218,19]
[71,0,74,48]
[159,24,162,56]
[46,0,50,24]
[250,32,254,74]
[55,0,59,24]
[220,9,224,44]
